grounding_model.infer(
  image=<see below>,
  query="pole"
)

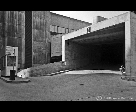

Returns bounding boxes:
[13,48,15,70]
[10,48,15,80]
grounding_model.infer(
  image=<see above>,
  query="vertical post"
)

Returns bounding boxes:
[62,36,65,62]
[130,12,136,77]
[13,48,15,71]
[125,20,131,76]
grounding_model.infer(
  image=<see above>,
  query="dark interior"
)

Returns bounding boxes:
[68,23,125,71]
[79,42,125,71]
[50,55,62,63]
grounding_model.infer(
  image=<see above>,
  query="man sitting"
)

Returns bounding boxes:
[119,65,126,76]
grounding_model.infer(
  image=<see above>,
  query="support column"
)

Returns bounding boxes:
[25,11,32,69]
[130,12,136,77]
[125,21,131,76]
[62,36,65,62]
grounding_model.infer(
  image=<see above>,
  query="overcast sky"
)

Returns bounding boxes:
[51,11,128,23]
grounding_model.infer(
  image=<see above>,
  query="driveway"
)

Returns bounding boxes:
[0,70,136,101]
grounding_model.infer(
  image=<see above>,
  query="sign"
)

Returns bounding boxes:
[87,27,91,33]
[6,46,14,55]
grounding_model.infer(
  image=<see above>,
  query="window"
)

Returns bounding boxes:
[71,29,75,32]
[50,55,62,63]
[58,26,65,34]
[54,25,58,33]
[65,28,69,34]
[61,27,65,34]
[57,26,61,33]
[50,25,55,32]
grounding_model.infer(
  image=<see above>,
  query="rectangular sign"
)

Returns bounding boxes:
[6,46,16,56]
[6,46,14,55]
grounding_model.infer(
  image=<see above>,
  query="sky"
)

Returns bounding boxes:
[51,11,128,23]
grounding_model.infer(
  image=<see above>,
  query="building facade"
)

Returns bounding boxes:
[61,11,136,78]
[0,11,25,69]
[0,11,91,69]
[32,11,91,68]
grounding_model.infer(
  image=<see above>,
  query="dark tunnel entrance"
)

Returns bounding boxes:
[66,23,125,71]
[83,42,125,71]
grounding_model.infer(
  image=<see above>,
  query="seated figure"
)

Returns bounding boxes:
[119,65,126,75]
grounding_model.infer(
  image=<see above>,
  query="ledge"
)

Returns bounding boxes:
[0,76,31,83]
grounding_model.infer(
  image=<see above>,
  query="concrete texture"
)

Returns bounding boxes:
[0,11,25,69]
[62,12,129,41]
[65,41,92,69]
[0,76,30,83]
[63,70,122,75]
[125,20,131,76]
[32,11,91,67]
[32,11,51,65]
[64,34,124,71]
[50,12,91,30]
[93,16,107,24]
[130,12,136,77]
[0,72,136,101]
[62,12,132,74]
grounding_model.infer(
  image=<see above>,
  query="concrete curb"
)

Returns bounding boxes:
[46,69,73,76]
[0,76,31,83]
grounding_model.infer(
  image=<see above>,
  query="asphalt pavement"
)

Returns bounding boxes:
[0,70,136,101]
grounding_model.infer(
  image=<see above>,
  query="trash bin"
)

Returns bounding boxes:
[10,70,16,80]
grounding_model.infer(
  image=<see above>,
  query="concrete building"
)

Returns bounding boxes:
[0,11,25,70]
[60,11,136,78]
[0,11,91,69]
[1,11,136,79]
[31,11,91,68]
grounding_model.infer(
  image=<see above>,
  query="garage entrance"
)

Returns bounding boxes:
[64,22,125,71]
[77,42,125,71]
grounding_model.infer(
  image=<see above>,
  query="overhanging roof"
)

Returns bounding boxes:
[62,12,130,41]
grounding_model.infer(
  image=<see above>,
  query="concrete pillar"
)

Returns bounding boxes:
[130,12,136,76]
[125,21,131,76]
[62,36,65,62]
[21,12,25,69]
[44,11,51,64]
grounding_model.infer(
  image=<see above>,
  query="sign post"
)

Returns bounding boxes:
[1,46,18,77]
[10,48,16,80]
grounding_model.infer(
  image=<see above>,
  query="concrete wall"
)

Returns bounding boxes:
[32,11,91,67]
[65,41,89,69]
[0,11,25,69]
[130,12,136,76]
[65,41,101,70]
[32,11,51,66]
[0,11,5,59]
[50,12,91,30]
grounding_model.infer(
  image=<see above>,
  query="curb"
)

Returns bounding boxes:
[0,76,31,83]
[46,69,73,76]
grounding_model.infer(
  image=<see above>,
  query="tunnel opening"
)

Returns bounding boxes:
[80,42,125,71]
[65,23,125,71]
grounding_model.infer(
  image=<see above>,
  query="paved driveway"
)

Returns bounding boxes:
[0,70,136,101]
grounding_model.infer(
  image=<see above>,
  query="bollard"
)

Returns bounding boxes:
[10,70,16,80]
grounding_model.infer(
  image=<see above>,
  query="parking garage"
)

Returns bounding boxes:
[62,12,131,73]
[65,23,125,71]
